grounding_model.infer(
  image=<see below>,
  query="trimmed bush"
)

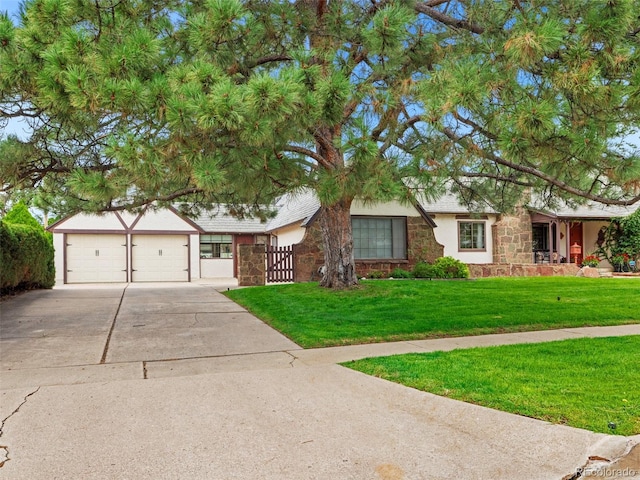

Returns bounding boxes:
[413,257,470,279]
[1,206,55,292]
[431,256,470,279]
[413,262,435,278]
[367,270,386,279]
[390,267,413,278]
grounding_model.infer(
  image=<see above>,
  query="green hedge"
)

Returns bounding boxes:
[0,220,55,292]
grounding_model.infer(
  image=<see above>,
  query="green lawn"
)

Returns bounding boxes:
[226,277,640,348]
[343,336,640,435]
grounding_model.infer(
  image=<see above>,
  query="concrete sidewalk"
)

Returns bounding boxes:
[1,284,639,479]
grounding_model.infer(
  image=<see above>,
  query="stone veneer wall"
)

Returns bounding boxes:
[468,263,580,278]
[492,208,533,264]
[293,213,444,282]
[237,244,266,286]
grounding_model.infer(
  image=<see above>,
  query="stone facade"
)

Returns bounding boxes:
[492,208,533,264]
[237,244,266,286]
[468,263,580,278]
[293,212,444,281]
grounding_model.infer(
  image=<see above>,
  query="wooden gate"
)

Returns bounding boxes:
[266,245,295,283]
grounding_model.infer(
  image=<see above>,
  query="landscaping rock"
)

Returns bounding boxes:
[578,266,600,278]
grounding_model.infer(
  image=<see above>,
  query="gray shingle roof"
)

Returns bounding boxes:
[265,189,321,230]
[530,200,639,219]
[193,205,270,233]
[417,191,499,214]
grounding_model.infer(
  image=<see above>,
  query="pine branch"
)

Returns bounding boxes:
[442,127,640,206]
[414,2,484,35]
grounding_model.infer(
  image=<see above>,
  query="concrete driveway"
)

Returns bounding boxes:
[0,284,638,479]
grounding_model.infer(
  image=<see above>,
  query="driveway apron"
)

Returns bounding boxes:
[0,284,300,370]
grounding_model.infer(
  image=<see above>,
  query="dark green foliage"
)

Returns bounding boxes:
[367,270,386,279]
[596,209,640,264]
[618,210,640,261]
[1,204,55,292]
[390,267,413,278]
[413,257,470,279]
[412,262,435,278]
[430,256,470,279]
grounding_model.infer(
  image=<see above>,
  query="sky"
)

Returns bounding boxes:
[0,0,21,19]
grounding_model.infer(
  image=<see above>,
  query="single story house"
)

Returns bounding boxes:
[48,190,638,284]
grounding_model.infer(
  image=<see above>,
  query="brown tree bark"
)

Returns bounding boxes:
[318,197,359,288]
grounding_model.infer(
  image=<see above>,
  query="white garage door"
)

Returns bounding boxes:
[66,234,127,283]
[131,235,189,282]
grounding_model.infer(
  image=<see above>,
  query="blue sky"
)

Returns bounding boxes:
[0,0,22,19]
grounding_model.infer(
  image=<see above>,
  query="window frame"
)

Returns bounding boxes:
[199,234,233,259]
[457,221,487,252]
[352,216,407,261]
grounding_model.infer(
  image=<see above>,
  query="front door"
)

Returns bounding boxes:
[569,223,584,264]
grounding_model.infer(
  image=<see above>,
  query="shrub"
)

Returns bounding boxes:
[596,209,640,265]
[1,204,55,293]
[390,267,413,278]
[413,262,435,278]
[414,257,470,279]
[3,201,42,228]
[431,256,470,279]
[367,270,386,279]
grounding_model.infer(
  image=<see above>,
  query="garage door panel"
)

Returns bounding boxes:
[66,234,127,283]
[131,235,189,282]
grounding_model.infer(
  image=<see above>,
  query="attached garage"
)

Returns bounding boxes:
[131,235,189,282]
[66,234,127,283]
[49,208,202,285]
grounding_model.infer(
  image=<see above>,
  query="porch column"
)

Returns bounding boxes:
[547,222,554,264]
[565,221,571,264]
[554,221,561,264]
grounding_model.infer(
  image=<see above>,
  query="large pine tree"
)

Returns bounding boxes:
[1,0,639,288]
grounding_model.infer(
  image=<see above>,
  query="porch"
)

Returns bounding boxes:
[529,213,609,266]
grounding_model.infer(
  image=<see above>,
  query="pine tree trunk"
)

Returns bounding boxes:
[319,198,359,289]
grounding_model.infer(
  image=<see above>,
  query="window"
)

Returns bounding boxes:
[458,222,486,250]
[352,217,406,260]
[200,234,233,259]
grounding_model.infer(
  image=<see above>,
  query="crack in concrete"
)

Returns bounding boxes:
[0,386,40,468]
[284,351,299,368]
[100,285,128,364]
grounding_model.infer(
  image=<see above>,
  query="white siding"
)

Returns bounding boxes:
[200,259,234,278]
[189,233,201,279]
[583,221,608,256]
[271,223,306,246]
[54,212,125,230]
[432,214,498,264]
[351,199,419,217]
[53,233,65,286]
[132,209,197,231]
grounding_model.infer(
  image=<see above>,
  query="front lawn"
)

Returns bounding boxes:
[343,336,640,435]
[226,277,640,348]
